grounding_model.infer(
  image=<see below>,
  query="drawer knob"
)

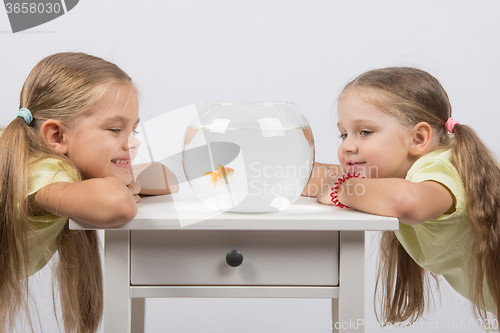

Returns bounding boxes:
[226,250,243,267]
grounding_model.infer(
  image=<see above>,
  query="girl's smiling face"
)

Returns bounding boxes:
[65,84,139,185]
[337,89,416,179]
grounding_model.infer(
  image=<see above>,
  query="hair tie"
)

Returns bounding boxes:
[17,108,33,125]
[445,118,459,133]
[330,172,364,208]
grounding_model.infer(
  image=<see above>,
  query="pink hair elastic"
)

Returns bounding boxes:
[445,118,459,133]
[330,172,364,208]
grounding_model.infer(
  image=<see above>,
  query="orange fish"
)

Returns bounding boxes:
[204,164,235,188]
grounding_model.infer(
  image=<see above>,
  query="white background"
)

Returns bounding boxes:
[1,1,500,332]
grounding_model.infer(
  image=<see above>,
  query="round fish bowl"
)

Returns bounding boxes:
[182,101,314,213]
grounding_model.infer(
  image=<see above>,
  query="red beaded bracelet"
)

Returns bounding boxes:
[330,172,364,208]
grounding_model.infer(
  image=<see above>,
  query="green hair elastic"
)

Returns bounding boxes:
[17,108,33,125]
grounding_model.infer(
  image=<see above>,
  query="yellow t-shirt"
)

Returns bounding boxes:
[24,157,79,276]
[395,149,494,312]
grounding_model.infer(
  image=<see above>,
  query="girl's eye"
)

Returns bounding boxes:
[109,128,121,133]
[360,130,372,137]
[339,133,347,140]
[133,129,140,135]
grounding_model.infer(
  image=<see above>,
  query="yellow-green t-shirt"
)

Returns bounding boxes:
[395,149,494,313]
[25,157,79,277]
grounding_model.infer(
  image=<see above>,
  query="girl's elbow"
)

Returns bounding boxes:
[391,194,426,225]
[103,206,137,227]
[82,203,137,228]
[117,200,138,223]
[103,193,138,227]
[115,201,139,225]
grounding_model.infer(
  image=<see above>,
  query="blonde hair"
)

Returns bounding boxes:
[340,67,500,326]
[0,52,134,332]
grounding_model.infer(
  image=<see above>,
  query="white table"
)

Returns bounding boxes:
[70,194,398,333]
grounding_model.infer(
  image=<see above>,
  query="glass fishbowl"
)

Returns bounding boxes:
[182,102,314,213]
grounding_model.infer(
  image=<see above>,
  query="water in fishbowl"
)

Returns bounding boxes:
[183,124,314,213]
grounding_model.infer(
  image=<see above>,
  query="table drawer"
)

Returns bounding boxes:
[130,230,338,286]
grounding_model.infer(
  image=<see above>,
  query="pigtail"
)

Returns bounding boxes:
[375,231,438,326]
[56,226,103,333]
[451,124,500,322]
[0,118,36,332]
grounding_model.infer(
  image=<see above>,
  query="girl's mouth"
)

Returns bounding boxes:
[112,159,131,168]
[346,161,365,167]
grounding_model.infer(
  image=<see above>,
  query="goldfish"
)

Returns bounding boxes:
[204,164,235,188]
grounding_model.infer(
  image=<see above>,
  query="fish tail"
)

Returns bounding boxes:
[204,171,219,188]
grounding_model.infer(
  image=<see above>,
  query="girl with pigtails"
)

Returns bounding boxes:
[0,52,175,333]
[305,67,500,327]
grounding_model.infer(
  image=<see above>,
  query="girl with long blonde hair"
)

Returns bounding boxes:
[307,67,499,328]
[1,52,144,332]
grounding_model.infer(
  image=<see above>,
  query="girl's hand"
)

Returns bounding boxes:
[302,162,342,197]
[127,177,141,203]
[316,169,341,205]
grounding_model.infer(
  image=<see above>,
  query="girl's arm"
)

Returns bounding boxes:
[34,177,138,227]
[318,177,453,225]
[301,162,342,197]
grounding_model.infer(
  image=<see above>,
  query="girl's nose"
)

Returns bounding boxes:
[127,132,141,162]
[128,132,140,150]
[340,137,357,154]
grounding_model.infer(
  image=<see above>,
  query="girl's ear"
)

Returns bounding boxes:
[39,120,69,154]
[409,122,432,156]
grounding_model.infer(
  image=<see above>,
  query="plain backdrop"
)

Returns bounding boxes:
[1,1,500,332]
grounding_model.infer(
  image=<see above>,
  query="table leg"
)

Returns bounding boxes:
[338,231,365,333]
[332,298,339,333]
[131,298,145,333]
[104,230,131,333]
